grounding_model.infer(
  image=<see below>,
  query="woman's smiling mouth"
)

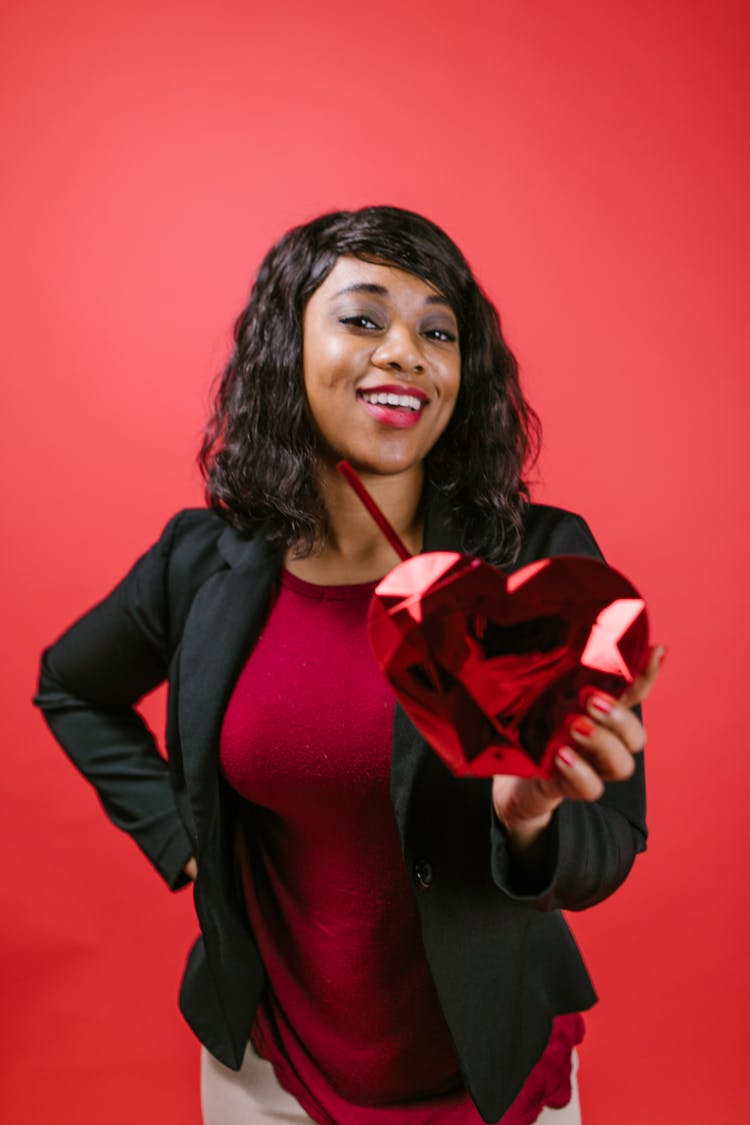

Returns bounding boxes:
[357,384,429,428]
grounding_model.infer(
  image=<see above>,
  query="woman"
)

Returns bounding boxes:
[35,206,663,1124]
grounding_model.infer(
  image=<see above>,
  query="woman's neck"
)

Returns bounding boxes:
[284,463,424,585]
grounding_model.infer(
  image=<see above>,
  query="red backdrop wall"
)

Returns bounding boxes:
[2,1,747,1122]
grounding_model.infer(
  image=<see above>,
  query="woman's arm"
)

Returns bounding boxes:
[488,506,661,910]
[33,512,194,890]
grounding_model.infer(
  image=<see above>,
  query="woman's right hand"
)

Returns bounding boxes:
[492,644,666,854]
[183,857,198,881]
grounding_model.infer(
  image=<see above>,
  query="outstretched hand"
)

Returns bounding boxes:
[491,645,666,852]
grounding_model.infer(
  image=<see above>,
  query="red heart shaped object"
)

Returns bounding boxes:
[367,552,649,779]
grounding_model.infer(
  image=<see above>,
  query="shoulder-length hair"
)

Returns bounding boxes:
[199,206,540,567]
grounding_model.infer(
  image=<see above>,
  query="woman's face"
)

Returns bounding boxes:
[302,256,461,478]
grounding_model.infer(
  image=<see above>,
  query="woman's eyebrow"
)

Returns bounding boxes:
[332,283,388,298]
[331,282,453,309]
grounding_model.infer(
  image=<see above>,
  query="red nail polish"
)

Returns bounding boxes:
[588,694,614,715]
[556,748,576,768]
[657,646,668,667]
[570,717,596,738]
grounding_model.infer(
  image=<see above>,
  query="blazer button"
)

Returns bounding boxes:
[414,859,433,890]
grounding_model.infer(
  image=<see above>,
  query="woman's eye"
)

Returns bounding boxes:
[424,327,457,343]
[339,315,381,330]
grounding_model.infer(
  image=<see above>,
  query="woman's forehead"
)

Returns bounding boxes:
[313,255,450,305]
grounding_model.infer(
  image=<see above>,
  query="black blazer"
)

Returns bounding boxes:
[34,495,647,1124]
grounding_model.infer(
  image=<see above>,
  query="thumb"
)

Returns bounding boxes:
[619,644,667,709]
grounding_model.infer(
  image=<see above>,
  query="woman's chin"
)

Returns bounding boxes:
[326,452,424,482]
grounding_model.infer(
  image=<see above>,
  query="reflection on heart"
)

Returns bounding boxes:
[367,552,649,779]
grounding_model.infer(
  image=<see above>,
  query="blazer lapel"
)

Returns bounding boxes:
[178,528,280,844]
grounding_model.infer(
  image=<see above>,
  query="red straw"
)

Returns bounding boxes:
[336,461,412,561]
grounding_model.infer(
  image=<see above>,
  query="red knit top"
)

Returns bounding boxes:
[220,570,583,1124]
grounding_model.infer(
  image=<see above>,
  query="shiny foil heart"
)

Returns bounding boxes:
[367,552,650,779]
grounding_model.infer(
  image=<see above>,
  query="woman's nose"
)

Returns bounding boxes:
[371,324,425,373]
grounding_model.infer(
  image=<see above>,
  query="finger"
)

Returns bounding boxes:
[619,644,667,709]
[567,715,637,780]
[576,692,646,755]
[553,746,606,802]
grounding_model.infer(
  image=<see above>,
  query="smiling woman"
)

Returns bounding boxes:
[34,206,663,1125]
[303,258,460,456]
[297,257,461,577]
[199,207,539,574]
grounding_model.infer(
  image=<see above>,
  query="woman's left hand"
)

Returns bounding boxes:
[491,645,666,852]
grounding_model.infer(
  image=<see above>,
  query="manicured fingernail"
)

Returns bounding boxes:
[569,717,596,739]
[656,646,668,666]
[556,748,576,769]
[588,694,614,716]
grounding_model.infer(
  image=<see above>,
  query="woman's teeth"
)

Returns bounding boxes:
[360,392,423,412]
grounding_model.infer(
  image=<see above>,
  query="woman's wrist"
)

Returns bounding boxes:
[500,810,554,853]
[491,775,560,852]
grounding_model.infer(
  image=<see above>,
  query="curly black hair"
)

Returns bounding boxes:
[199,206,540,567]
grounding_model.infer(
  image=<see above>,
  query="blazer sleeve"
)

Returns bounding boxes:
[490,509,648,911]
[33,512,194,890]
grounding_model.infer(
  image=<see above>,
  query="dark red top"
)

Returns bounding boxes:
[220,569,583,1124]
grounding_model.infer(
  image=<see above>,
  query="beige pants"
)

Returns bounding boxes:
[200,1045,582,1125]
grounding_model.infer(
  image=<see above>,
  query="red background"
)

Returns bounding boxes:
[2,1,747,1121]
